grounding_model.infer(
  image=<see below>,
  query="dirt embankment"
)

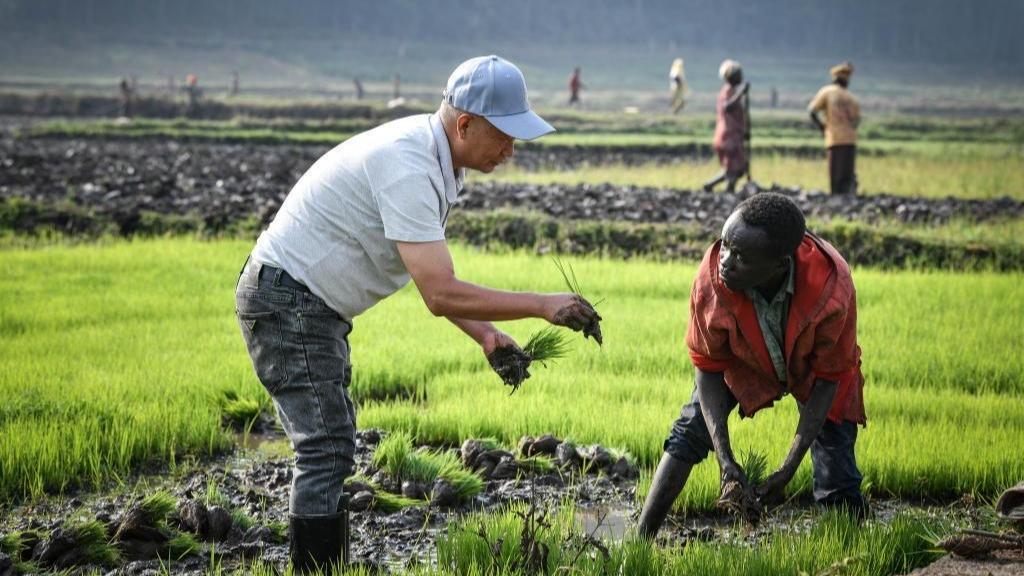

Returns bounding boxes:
[2,137,1015,235]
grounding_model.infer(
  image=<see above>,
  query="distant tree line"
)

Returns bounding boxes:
[3,0,1021,68]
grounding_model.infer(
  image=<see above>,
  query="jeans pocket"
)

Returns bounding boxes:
[238,309,288,394]
[297,312,350,386]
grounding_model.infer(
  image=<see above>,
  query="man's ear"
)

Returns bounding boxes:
[456,114,473,139]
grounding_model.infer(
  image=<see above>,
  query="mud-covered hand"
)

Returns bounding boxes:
[755,467,793,508]
[546,293,603,345]
[485,335,532,392]
[482,329,518,357]
[718,461,762,523]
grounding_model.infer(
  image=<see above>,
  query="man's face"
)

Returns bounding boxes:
[717,211,788,292]
[457,114,515,173]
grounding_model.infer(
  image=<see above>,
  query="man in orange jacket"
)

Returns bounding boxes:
[637,192,867,539]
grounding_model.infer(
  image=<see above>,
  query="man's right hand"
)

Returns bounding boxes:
[543,293,603,344]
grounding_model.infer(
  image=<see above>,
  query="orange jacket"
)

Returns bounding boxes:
[686,233,866,425]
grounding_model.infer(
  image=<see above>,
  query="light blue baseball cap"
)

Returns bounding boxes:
[443,55,555,141]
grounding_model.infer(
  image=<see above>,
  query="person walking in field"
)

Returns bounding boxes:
[703,60,749,193]
[669,58,689,114]
[235,55,602,572]
[568,67,583,106]
[637,192,868,539]
[809,62,861,195]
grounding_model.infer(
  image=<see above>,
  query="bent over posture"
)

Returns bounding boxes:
[236,56,601,571]
[638,192,867,539]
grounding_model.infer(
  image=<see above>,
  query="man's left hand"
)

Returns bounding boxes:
[482,329,519,357]
[755,467,794,507]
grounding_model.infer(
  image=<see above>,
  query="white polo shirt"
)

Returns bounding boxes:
[250,114,464,320]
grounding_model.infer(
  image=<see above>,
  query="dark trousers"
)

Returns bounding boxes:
[236,258,357,515]
[828,144,857,195]
[663,386,865,508]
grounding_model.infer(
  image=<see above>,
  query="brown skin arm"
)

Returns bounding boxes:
[725,82,750,110]
[755,378,839,505]
[809,110,825,133]
[695,368,749,488]
[396,239,600,327]
[446,317,520,357]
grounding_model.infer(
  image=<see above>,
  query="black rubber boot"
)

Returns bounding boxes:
[637,453,693,540]
[290,495,349,574]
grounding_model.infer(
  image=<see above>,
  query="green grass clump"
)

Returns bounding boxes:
[522,327,571,364]
[204,480,255,531]
[519,455,557,474]
[739,449,769,487]
[1,239,1023,511]
[139,491,178,525]
[371,491,424,513]
[68,519,121,566]
[371,433,484,502]
[217,389,265,431]
[437,505,944,576]
[167,532,201,560]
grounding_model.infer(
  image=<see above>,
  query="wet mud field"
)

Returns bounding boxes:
[2,125,1023,574]
[3,427,1014,575]
[2,134,1021,239]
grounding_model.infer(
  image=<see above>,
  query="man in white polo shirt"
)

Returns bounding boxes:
[235,55,602,572]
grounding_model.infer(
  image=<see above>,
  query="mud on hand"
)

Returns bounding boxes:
[487,344,533,394]
[717,479,763,526]
[552,295,604,346]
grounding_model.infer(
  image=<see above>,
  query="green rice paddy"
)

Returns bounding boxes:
[1,238,1021,515]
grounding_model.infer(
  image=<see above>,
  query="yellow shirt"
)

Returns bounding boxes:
[808,84,860,147]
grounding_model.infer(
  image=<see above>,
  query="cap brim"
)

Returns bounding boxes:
[486,109,555,141]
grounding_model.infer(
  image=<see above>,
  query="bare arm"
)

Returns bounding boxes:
[809,110,825,133]
[446,316,517,356]
[756,378,839,504]
[724,83,749,109]
[396,240,600,330]
[695,368,745,482]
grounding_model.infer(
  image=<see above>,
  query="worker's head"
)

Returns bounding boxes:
[718,193,806,292]
[719,59,743,86]
[830,61,854,87]
[438,55,554,173]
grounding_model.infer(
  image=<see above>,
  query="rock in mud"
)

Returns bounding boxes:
[0,553,13,576]
[401,480,428,500]
[206,506,233,542]
[555,442,582,469]
[177,500,209,537]
[579,445,613,471]
[531,435,561,456]
[460,439,487,468]
[344,480,376,497]
[489,456,519,481]
[114,504,159,542]
[475,449,516,479]
[32,527,85,569]
[609,457,639,480]
[357,428,382,445]
[120,538,165,561]
[996,482,1024,525]
[517,436,536,457]
[430,479,460,508]
[349,491,375,512]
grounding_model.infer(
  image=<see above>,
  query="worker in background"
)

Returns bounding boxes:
[809,62,861,195]
[703,59,749,193]
[568,67,583,106]
[669,58,689,114]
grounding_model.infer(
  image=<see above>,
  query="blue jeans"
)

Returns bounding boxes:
[663,386,865,510]
[236,258,357,515]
